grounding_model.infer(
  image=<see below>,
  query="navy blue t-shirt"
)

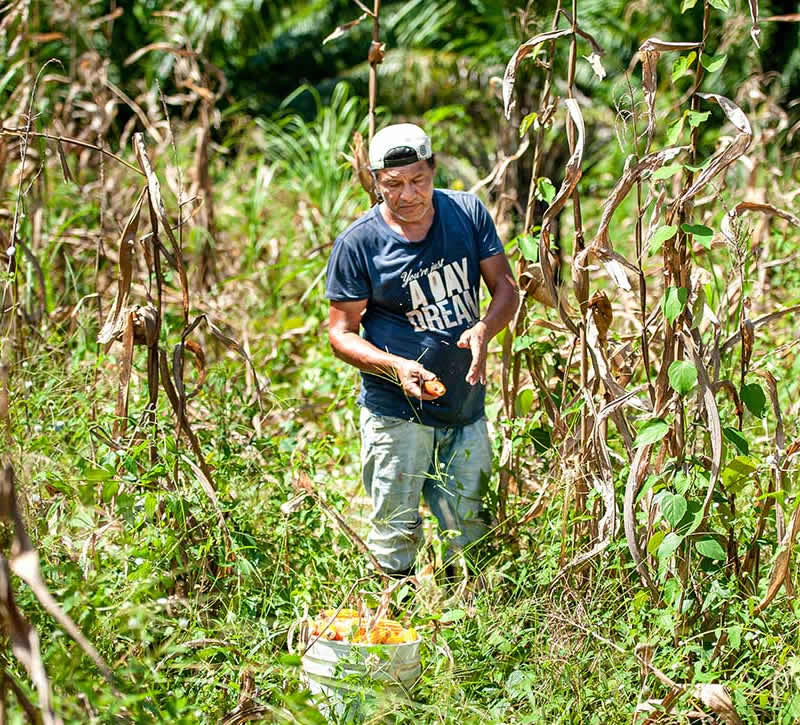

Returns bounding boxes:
[325,189,504,427]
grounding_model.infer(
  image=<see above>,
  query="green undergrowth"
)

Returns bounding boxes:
[2,315,798,724]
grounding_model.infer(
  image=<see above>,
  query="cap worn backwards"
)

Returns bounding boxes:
[369,123,432,170]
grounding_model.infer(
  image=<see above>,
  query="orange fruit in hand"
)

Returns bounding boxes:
[422,379,446,398]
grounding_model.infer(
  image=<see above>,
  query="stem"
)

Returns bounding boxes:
[368,0,381,142]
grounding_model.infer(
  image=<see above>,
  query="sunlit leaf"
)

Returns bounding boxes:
[634,418,670,448]
[519,112,537,137]
[652,163,683,181]
[669,360,697,395]
[537,177,556,204]
[687,110,711,128]
[695,536,726,560]
[516,234,538,263]
[662,286,688,325]
[515,389,534,416]
[657,531,684,560]
[708,0,730,11]
[649,225,678,255]
[661,493,688,527]
[440,608,465,623]
[647,530,666,556]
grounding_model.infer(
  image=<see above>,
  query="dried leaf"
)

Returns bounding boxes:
[182,313,265,401]
[624,443,662,601]
[519,263,556,308]
[134,133,189,323]
[692,684,744,725]
[368,40,385,65]
[97,187,146,345]
[349,131,379,206]
[0,466,114,685]
[576,146,686,289]
[672,94,752,215]
[682,328,722,522]
[584,52,606,80]
[503,29,572,119]
[748,0,761,47]
[539,99,583,334]
[0,556,62,725]
[755,499,800,617]
[588,292,612,344]
[55,138,73,184]
[323,12,368,44]
[113,310,135,439]
[638,38,702,147]
[721,201,800,245]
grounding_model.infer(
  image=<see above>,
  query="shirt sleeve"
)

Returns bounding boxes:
[471,196,504,260]
[325,235,371,301]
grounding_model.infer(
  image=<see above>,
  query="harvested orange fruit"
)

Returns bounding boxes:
[312,612,418,645]
[422,379,446,398]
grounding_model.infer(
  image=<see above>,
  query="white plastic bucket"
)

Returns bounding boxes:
[289,619,421,718]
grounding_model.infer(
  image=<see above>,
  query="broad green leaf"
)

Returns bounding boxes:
[708,0,729,11]
[668,360,697,396]
[657,531,684,561]
[515,389,534,416]
[723,426,749,456]
[721,455,758,492]
[673,472,691,495]
[678,500,703,535]
[695,536,726,560]
[86,466,114,481]
[700,53,727,73]
[661,493,688,528]
[741,382,766,418]
[537,177,556,204]
[512,334,534,353]
[728,625,742,650]
[681,223,714,248]
[671,53,696,84]
[662,287,688,325]
[647,530,666,556]
[666,116,685,146]
[650,225,678,255]
[634,418,670,448]
[102,479,119,503]
[520,112,537,137]
[686,110,711,128]
[440,608,465,623]
[652,163,683,181]
[517,234,538,262]
[681,0,699,11]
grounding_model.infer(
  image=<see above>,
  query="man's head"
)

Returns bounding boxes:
[369,123,436,224]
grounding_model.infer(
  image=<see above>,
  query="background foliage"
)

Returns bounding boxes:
[1,0,800,723]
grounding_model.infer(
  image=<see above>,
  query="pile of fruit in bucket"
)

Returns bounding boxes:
[311,609,418,645]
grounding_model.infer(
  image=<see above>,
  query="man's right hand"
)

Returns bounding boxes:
[394,358,439,401]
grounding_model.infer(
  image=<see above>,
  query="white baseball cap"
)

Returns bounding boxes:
[369,123,433,170]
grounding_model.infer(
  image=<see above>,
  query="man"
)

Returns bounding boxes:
[325,123,518,578]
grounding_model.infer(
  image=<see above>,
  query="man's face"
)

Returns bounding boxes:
[375,159,435,224]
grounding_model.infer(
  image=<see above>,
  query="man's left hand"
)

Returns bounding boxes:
[457,321,488,385]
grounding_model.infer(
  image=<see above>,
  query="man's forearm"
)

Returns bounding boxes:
[329,331,404,378]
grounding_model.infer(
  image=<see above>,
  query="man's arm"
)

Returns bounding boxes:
[456,253,519,385]
[328,300,439,400]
